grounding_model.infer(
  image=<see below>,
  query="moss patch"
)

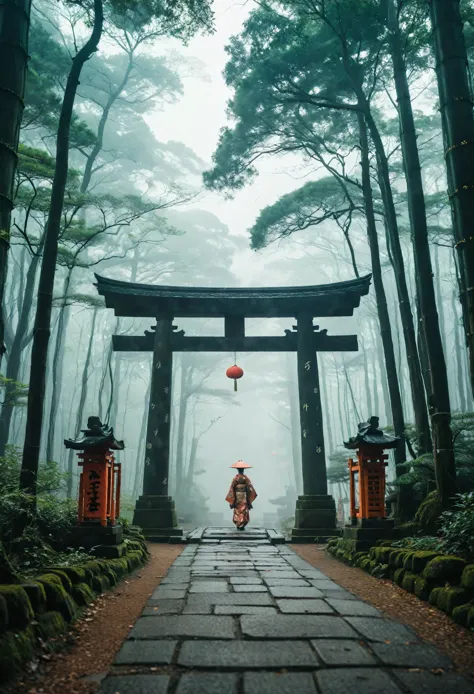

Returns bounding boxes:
[0,625,37,679]
[461,564,474,591]
[452,602,474,627]
[401,572,417,593]
[423,556,466,584]
[0,594,8,633]
[394,568,405,586]
[36,611,67,640]
[414,577,431,601]
[429,586,443,606]
[71,582,96,606]
[436,586,471,615]
[0,585,34,630]
[415,490,442,532]
[21,583,46,613]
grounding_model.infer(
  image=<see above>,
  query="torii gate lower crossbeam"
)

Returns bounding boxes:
[94,272,372,542]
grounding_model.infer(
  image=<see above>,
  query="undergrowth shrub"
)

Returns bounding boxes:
[438,493,474,562]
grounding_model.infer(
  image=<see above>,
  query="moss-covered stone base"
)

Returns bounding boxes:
[0,539,148,681]
[326,538,474,631]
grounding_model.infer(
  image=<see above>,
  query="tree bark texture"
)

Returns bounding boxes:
[358,113,414,516]
[0,0,32,365]
[45,271,72,463]
[0,243,41,456]
[20,0,104,499]
[429,0,474,398]
[387,0,456,503]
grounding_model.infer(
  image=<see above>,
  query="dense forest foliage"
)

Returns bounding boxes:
[0,0,474,575]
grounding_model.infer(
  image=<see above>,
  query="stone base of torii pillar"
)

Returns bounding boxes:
[290,495,341,543]
[133,495,184,543]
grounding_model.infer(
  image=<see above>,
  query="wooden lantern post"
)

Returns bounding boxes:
[344,416,400,525]
[65,416,125,548]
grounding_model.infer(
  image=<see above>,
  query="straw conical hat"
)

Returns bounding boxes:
[230,459,252,469]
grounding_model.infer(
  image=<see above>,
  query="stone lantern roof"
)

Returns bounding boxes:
[344,416,400,450]
[64,416,124,451]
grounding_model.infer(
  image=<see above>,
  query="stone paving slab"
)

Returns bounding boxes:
[177,639,319,668]
[276,598,334,614]
[244,672,317,693]
[98,528,474,694]
[114,640,177,665]
[311,638,376,665]
[130,615,236,639]
[99,675,170,694]
[315,668,402,694]
[241,614,358,639]
[176,673,238,694]
[345,616,419,643]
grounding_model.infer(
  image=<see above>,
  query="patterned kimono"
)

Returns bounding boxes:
[225,474,257,528]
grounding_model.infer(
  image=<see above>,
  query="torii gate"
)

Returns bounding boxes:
[95,273,372,542]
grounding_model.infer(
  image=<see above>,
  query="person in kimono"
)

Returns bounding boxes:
[225,460,257,530]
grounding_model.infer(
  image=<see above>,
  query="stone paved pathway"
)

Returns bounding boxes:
[98,528,474,694]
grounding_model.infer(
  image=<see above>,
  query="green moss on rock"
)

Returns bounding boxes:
[36,611,67,640]
[435,587,469,614]
[429,586,443,606]
[45,569,72,592]
[415,490,442,532]
[408,551,441,574]
[401,572,417,593]
[388,549,407,567]
[423,556,466,584]
[0,585,33,630]
[92,574,110,594]
[21,583,46,613]
[0,594,8,633]
[461,565,474,591]
[0,625,37,679]
[467,606,474,629]
[36,574,76,622]
[50,566,86,585]
[452,602,474,627]
[414,577,431,601]
[394,568,405,586]
[71,583,96,606]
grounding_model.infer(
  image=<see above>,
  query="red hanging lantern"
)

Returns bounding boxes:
[226,364,244,391]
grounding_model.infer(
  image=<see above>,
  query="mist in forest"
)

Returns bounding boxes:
[2,0,474,534]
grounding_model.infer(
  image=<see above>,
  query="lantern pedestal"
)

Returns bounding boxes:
[290,495,341,542]
[343,518,395,553]
[70,523,123,552]
[132,495,184,543]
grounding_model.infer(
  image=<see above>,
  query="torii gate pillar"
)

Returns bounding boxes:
[291,314,338,541]
[132,319,183,542]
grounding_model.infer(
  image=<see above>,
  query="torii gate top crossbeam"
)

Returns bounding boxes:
[94,273,372,318]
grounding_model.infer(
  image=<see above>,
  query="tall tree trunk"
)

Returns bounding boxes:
[20,1,104,500]
[67,307,98,497]
[336,362,346,442]
[0,243,42,456]
[360,336,373,418]
[386,0,456,504]
[358,113,412,516]
[429,0,474,397]
[0,0,32,365]
[45,270,72,462]
[366,110,431,455]
[452,291,467,412]
[372,320,390,422]
[433,244,448,357]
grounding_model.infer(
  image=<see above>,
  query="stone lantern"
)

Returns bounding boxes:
[65,416,124,550]
[342,416,399,550]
